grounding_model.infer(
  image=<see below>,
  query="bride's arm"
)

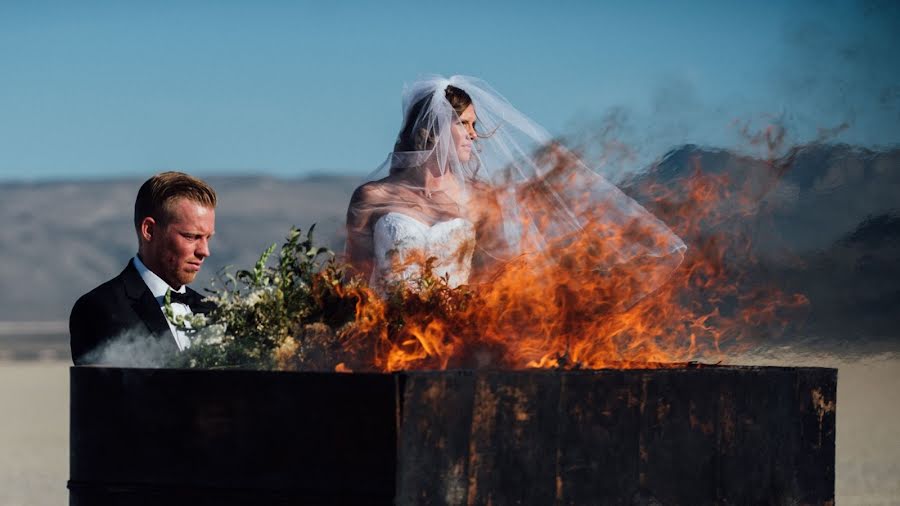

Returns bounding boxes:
[345,183,382,280]
[467,179,514,276]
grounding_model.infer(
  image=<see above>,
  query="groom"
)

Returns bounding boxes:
[69,171,217,365]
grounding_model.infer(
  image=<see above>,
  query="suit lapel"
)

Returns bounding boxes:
[121,260,179,354]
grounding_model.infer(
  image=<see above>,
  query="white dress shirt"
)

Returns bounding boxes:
[133,255,193,351]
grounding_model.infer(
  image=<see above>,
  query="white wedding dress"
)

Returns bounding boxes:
[370,212,476,292]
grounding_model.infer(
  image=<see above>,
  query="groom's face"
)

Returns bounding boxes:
[141,198,216,288]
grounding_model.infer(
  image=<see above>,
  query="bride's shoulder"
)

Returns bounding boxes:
[350,176,408,209]
[349,180,389,208]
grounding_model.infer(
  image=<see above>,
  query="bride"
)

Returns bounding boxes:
[346,75,686,303]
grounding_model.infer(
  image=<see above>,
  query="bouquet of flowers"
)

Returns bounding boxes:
[165,226,472,372]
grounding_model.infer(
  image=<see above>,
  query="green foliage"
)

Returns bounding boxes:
[165,224,477,371]
[166,225,362,370]
[383,256,473,336]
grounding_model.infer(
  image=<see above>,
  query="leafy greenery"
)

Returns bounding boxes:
[164,225,474,371]
[166,226,365,370]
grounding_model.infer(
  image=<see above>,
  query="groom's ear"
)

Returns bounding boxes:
[140,216,157,243]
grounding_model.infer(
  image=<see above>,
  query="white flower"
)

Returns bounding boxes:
[244,287,272,307]
[196,324,227,345]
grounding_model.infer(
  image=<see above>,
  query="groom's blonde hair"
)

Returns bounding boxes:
[134,171,217,231]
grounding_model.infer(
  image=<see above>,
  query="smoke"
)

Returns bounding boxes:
[771,0,900,148]
[566,0,898,181]
[81,329,174,368]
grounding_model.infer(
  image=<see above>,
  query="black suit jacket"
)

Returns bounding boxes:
[69,259,213,365]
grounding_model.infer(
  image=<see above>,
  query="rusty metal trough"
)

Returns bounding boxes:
[69,365,836,505]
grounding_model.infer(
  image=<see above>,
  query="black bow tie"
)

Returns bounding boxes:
[166,290,195,306]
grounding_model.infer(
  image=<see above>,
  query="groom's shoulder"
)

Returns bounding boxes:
[69,262,141,364]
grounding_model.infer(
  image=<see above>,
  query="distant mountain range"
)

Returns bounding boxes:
[0,175,359,323]
[1,143,897,350]
[621,143,900,350]
[624,143,900,253]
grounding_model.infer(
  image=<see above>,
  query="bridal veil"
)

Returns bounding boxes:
[347,75,686,308]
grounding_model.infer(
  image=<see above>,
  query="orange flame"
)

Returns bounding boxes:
[338,147,808,372]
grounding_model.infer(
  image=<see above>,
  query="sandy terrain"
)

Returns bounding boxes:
[0,361,68,506]
[0,353,897,505]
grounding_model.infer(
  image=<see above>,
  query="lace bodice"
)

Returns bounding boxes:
[370,212,476,292]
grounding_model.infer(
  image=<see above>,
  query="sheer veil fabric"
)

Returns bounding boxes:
[346,75,686,306]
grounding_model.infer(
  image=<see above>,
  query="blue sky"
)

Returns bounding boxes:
[0,0,897,180]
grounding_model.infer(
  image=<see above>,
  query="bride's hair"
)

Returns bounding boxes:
[391,85,472,165]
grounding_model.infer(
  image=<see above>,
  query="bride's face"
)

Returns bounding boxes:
[451,105,478,163]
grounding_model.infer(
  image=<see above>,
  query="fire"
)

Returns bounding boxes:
[336,144,808,372]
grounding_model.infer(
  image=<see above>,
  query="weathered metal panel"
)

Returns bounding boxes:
[395,367,836,505]
[395,371,477,505]
[69,367,397,505]
[70,365,837,505]
[556,370,643,503]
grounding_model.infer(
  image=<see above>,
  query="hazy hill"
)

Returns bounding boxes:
[0,175,359,322]
[622,143,900,349]
[624,143,900,254]
[1,144,898,352]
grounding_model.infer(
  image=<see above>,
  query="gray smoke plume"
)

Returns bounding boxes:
[774,0,900,148]
[81,329,174,368]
